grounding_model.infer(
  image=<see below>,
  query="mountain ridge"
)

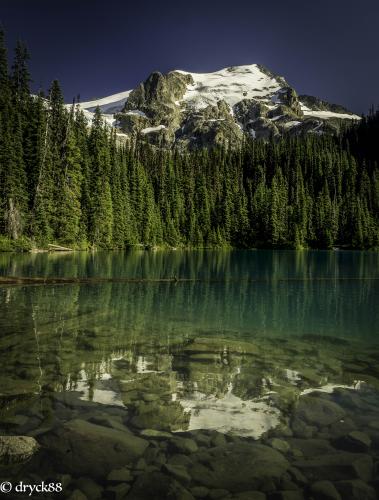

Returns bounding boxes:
[72,64,360,148]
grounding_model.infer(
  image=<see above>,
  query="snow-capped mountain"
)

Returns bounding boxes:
[73,64,360,148]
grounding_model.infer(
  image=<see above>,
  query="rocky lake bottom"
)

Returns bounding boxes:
[0,250,378,499]
[1,333,379,500]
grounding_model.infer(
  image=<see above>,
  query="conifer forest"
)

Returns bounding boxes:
[0,32,378,251]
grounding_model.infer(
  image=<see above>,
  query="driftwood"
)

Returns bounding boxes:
[47,244,73,251]
[0,276,377,287]
[0,276,186,286]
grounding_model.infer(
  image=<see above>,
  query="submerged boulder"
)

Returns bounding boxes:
[188,443,289,492]
[310,480,341,500]
[0,435,39,464]
[292,395,345,428]
[332,431,371,453]
[334,479,376,500]
[293,452,373,482]
[286,438,334,458]
[41,419,148,478]
[128,471,195,500]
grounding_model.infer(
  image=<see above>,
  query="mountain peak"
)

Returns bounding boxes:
[72,63,360,148]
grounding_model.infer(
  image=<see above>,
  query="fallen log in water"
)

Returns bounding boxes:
[0,276,377,287]
[0,276,190,286]
[47,244,73,251]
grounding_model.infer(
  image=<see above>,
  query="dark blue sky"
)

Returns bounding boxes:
[1,0,378,113]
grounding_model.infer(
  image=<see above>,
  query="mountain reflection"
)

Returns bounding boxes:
[0,250,378,435]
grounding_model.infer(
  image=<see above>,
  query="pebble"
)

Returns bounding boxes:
[74,478,103,500]
[162,463,191,484]
[335,479,376,500]
[140,428,172,439]
[211,433,227,447]
[106,467,133,483]
[171,437,198,454]
[269,438,290,454]
[134,457,147,470]
[105,483,131,500]
[190,486,210,498]
[310,480,341,500]
[209,488,230,498]
[268,491,304,500]
[67,490,87,500]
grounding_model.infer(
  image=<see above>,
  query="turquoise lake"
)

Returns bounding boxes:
[0,250,378,499]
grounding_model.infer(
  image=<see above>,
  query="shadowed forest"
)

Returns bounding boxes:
[0,32,378,251]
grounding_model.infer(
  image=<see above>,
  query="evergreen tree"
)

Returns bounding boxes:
[55,107,82,243]
[88,108,114,247]
[0,32,378,250]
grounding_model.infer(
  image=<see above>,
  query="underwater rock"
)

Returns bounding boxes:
[150,450,168,467]
[286,438,334,458]
[56,473,72,490]
[368,419,379,430]
[52,391,100,410]
[268,492,304,500]
[332,389,369,411]
[170,437,199,454]
[0,435,39,464]
[293,452,373,482]
[309,480,341,500]
[232,493,266,500]
[67,490,88,500]
[334,479,376,500]
[366,429,379,449]
[167,453,193,467]
[163,463,192,485]
[140,428,173,439]
[210,432,228,448]
[327,417,356,439]
[105,483,131,499]
[73,477,103,500]
[87,415,130,433]
[1,414,29,427]
[270,424,293,439]
[106,467,133,483]
[208,488,230,498]
[190,486,210,498]
[291,417,316,439]
[134,457,147,471]
[188,443,289,492]
[287,467,308,486]
[268,438,290,454]
[128,471,195,499]
[42,419,148,477]
[293,396,345,428]
[332,431,371,452]
[191,432,212,447]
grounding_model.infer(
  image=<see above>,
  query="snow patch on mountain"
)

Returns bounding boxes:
[283,120,302,128]
[70,90,132,126]
[141,125,166,134]
[176,64,282,110]
[79,89,132,114]
[125,109,147,118]
[303,109,361,120]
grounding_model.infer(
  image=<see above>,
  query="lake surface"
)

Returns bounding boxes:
[0,250,378,499]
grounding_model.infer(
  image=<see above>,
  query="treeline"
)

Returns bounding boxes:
[0,31,378,250]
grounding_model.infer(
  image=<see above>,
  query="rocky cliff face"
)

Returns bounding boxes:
[76,64,360,149]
